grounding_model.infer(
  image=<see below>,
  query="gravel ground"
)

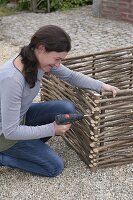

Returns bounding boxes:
[0,5,133,200]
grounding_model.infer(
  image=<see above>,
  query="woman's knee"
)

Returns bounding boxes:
[44,157,64,177]
[61,100,75,114]
[52,158,64,177]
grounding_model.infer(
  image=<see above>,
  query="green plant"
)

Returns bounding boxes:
[17,0,31,10]
[50,0,63,11]
[0,0,8,5]
[50,0,92,11]
[0,6,16,16]
[3,0,92,12]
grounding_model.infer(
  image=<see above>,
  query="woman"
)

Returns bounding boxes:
[0,25,118,177]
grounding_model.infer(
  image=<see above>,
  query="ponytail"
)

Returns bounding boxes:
[20,45,38,88]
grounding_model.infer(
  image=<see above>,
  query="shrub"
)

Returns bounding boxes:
[49,0,92,11]
[18,0,92,11]
[0,0,8,5]
[17,0,31,10]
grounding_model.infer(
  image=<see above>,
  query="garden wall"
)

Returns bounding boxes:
[93,0,133,24]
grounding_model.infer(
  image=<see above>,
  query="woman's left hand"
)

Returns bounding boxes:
[100,83,119,97]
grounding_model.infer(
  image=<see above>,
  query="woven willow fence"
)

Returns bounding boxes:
[41,46,133,171]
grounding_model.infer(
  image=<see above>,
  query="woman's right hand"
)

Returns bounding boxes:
[53,122,71,136]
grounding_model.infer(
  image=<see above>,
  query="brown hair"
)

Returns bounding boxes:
[20,25,71,88]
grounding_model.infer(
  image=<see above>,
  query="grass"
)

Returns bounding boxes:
[0,6,17,16]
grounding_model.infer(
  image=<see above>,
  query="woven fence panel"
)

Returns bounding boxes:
[41,46,133,171]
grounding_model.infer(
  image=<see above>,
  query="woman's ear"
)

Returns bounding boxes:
[38,45,45,53]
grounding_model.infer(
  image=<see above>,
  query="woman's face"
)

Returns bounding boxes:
[35,46,68,72]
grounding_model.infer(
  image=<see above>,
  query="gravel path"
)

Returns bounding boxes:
[0,6,133,200]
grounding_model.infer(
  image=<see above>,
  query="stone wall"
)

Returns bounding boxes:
[93,0,133,24]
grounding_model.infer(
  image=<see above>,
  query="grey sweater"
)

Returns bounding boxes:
[0,58,102,151]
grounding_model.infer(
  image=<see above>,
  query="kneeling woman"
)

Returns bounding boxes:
[0,25,118,177]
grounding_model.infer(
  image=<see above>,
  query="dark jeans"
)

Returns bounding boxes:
[0,100,75,177]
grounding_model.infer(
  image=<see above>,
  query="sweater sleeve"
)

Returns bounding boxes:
[1,77,55,140]
[51,64,103,93]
